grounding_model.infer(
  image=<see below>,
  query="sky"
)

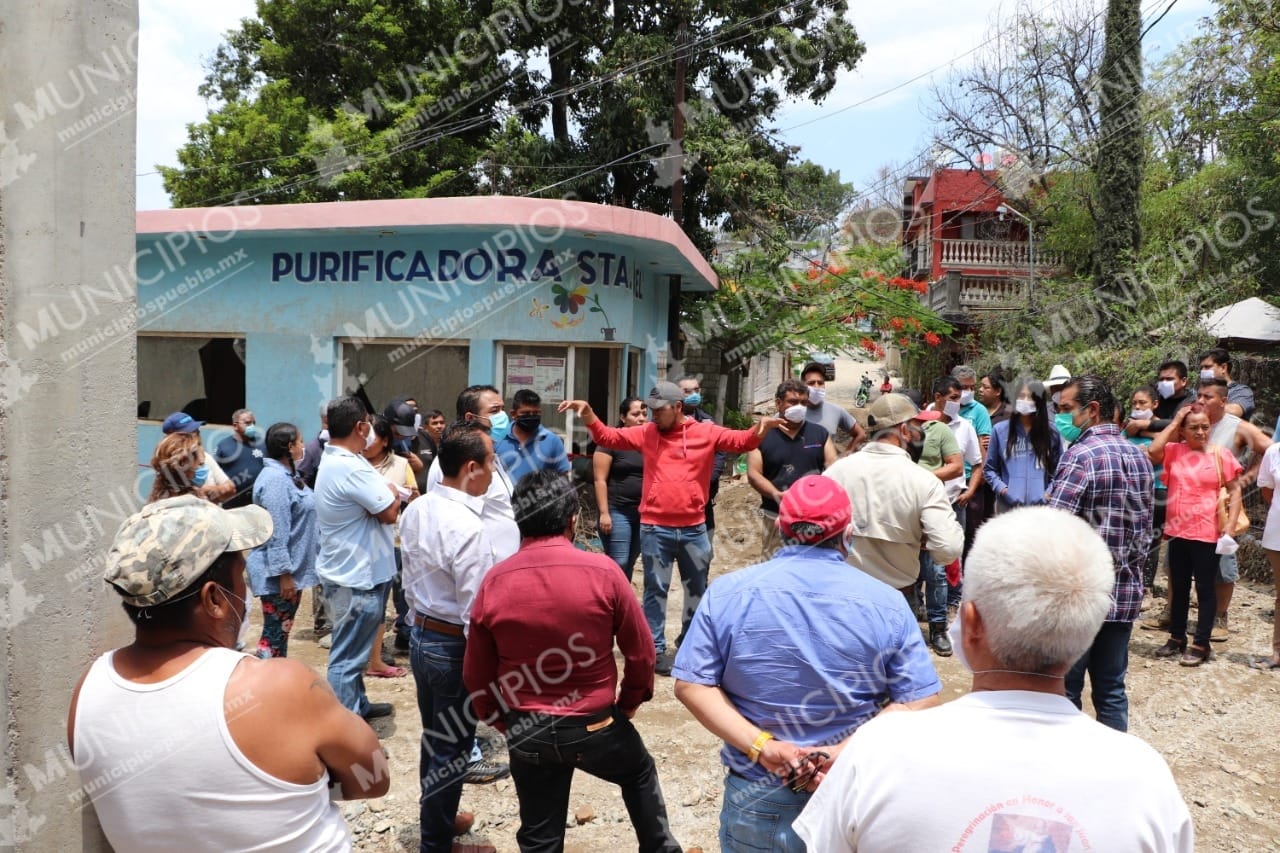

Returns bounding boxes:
[135,0,1217,211]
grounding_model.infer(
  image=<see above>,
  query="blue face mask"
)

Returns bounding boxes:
[1055,412,1083,443]
[243,424,260,441]
[486,411,511,442]
[192,464,210,487]
[683,392,702,408]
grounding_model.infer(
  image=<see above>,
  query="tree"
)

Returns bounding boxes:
[1092,0,1144,300]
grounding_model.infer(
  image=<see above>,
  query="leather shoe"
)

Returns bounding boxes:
[362,702,395,720]
[453,811,475,836]
[929,623,952,657]
[1180,645,1212,667]
[1153,638,1186,658]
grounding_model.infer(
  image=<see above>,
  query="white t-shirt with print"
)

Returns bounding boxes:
[794,691,1193,853]
[944,415,983,502]
[1256,444,1280,551]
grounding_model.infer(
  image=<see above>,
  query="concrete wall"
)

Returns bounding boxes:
[0,2,137,848]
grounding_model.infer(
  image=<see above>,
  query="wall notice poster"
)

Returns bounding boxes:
[505,353,567,405]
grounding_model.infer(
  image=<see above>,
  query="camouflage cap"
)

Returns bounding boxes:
[104,495,272,607]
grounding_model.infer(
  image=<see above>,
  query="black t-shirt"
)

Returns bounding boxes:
[405,431,439,494]
[758,422,830,514]
[605,448,644,511]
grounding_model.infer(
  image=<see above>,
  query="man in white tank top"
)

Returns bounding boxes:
[68,495,389,852]
[1198,379,1273,641]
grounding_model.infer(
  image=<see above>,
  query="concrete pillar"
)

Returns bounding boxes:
[1,2,137,849]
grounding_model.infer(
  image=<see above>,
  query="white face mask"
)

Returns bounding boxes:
[1051,392,1062,405]
[948,605,971,673]
[1199,368,1216,382]
[222,586,252,650]
[807,386,826,405]
[943,400,962,419]
[413,413,423,431]
[1129,408,1154,421]
[318,429,330,442]
[291,443,305,463]
[783,404,808,424]
[1014,399,1036,416]
[1156,379,1176,399]
[959,390,975,406]
[363,422,378,451]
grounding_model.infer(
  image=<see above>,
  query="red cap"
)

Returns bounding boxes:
[777,476,853,544]
[914,410,942,422]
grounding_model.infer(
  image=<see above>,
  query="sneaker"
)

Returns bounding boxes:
[1141,609,1170,631]
[318,633,333,649]
[362,702,395,720]
[929,623,952,657]
[1210,615,1229,643]
[462,759,510,785]
[654,650,673,676]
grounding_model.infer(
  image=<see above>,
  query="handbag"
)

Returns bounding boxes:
[1211,445,1251,537]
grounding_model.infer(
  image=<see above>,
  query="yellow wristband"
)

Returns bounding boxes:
[746,730,775,764]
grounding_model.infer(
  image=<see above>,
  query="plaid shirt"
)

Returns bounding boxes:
[1046,422,1154,622]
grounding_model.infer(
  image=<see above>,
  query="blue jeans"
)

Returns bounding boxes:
[323,581,390,716]
[640,523,711,654]
[1065,620,1132,732]
[603,507,642,582]
[719,772,810,852]
[917,550,947,625]
[410,626,476,853]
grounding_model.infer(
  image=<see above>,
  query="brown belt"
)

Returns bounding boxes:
[412,613,464,636]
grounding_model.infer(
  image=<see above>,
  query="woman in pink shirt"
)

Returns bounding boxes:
[1147,405,1242,666]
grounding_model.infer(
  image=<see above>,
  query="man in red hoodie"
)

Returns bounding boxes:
[560,382,784,674]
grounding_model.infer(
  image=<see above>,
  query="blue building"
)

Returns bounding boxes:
[134,197,716,466]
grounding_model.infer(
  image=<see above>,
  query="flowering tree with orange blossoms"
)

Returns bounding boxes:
[685,242,951,374]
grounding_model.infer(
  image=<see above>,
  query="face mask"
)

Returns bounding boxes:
[1156,379,1176,399]
[783,404,807,424]
[943,400,961,419]
[807,386,826,405]
[413,413,423,431]
[948,606,971,673]
[243,424,260,441]
[363,422,378,451]
[291,444,305,464]
[221,586,251,650]
[1055,411,1084,443]
[192,464,209,487]
[1129,408,1153,421]
[959,390,975,406]
[318,429,330,442]
[1014,399,1036,416]
[683,392,702,408]
[1200,369,1216,382]
[904,426,925,463]
[842,525,856,553]
[1051,392,1062,406]
[485,411,511,442]
[514,414,541,433]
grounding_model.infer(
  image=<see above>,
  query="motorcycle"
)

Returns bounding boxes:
[855,374,873,408]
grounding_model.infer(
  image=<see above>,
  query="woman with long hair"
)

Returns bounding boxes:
[984,378,1062,511]
[148,432,207,503]
[361,415,418,678]
[246,422,319,658]
[593,397,647,579]
[1126,386,1168,607]
[1148,405,1242,666]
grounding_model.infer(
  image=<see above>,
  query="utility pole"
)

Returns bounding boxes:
[672,19,688,228]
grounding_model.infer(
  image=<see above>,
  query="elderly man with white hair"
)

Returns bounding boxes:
[792,506,1193,853]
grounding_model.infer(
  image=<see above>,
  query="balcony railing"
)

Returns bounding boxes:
[938,239,1061,270]
[926,274,1028,315]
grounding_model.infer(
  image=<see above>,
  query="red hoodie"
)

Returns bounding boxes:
[588,417,763,527]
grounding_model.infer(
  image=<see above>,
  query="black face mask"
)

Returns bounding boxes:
[514,415,541,433]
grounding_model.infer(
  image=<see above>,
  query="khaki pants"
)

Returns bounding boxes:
[760,513,782,560]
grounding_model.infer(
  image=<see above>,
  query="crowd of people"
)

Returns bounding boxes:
[68,348,1280,852]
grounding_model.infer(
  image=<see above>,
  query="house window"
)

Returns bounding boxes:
[339,340,470,419]
[137,334,245,424]
[499,343,620,453]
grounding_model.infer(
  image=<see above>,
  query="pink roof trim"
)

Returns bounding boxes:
[137,197,717,289]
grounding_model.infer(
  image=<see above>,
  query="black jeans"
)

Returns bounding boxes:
[1168,537,1218,649]
[1143,490,1169,590]
[505,708,681,853]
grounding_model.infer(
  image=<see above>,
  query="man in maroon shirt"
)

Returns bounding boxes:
[463,470,681,853]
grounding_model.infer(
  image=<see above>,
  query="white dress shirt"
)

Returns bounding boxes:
[400,484,497,630]
[425,456,520,561]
